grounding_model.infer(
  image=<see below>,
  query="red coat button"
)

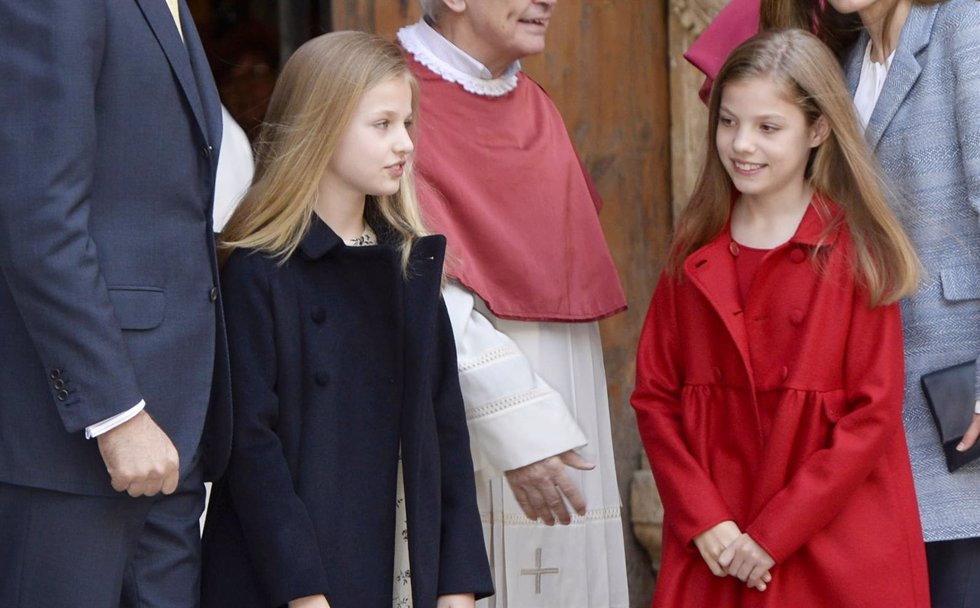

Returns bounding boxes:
[789,248,806,263]
[780,366,789,381]
[790,309,806,325]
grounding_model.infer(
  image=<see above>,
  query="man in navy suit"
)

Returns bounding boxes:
[0,1,231,606]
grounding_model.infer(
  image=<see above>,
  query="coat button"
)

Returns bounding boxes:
[314,371,329,386]
[789,248,806,263]
[713,366,723,382]
[56,389,69,401]
[729,241,740,256]
[203,144,213,160]
[209,286,218,303]
[311,306,326,324]
[780,366,789,381]
[789,308,806,325]
[53,378,65,390]
[49,369,62,380]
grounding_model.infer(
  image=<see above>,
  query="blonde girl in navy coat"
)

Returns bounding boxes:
[200,31,493,608]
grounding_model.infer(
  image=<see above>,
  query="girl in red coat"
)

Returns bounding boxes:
[632,29,929,607]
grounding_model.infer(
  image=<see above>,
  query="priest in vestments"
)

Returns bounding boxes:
[398,2,629,606]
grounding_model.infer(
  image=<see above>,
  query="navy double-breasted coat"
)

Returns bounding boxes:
[201,218,493,608]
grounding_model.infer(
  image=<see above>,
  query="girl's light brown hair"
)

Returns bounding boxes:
[219,30,427,270]
[668,28,919,305]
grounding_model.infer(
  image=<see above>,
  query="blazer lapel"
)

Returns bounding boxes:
[179,0,222,150]
[135,0,212,146]
[862,4,938,151]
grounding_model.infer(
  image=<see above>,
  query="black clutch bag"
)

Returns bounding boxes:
[921,359,980,472]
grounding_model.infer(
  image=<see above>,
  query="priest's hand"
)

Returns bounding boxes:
[436,593,476,608]
[693,520,742,578]
[956,406,980,451]
[97,410,179,497]
[288,594,330,608]
[718,532,774,592]
[505,450,594,525]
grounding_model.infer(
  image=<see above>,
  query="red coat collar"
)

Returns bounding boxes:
[681,194,844,370]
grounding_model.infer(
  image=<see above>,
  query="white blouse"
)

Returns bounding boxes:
[854,41,895,130]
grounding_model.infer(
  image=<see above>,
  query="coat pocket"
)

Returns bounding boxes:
[108,286,165,330]
[941,262,980,302]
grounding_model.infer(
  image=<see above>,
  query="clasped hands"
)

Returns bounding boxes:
[693,520,774,592]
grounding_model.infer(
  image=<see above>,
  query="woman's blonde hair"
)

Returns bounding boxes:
[219,30,427,270]
[668,28,919,305]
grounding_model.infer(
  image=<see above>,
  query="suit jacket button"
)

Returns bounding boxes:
[789,248,806,263]
[56,389,69,401]
[209,286,219,303]
[314,371,329,386]
[311,306,326,324]
[53,378,65,390]
[49,369,63,380]
[203,144,213,160]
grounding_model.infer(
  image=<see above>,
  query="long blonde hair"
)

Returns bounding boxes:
[219,31,428,270]
[669,28,919,305]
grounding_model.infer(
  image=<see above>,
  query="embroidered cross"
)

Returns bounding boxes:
[520,548,560,594]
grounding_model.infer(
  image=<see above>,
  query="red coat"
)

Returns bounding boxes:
[632,201,930,607]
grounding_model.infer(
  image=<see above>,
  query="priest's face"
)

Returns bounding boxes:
[461,0,557,74]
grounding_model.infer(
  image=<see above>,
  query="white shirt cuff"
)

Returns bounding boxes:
[85,400,145,439]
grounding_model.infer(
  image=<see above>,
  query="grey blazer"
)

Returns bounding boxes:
[845,0,980,541]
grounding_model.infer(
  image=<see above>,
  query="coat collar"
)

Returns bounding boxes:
[298,216,346,260]
[134,0,220,148]
[297,215,424,261]
[682,195,842,368]
[845,3,939,151]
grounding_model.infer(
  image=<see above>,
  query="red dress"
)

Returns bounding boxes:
[632,199,930,606]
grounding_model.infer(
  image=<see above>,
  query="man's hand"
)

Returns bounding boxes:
[96,410,179,497]
[288,595,330,608]
[505,450,594,525]
[693,520,742,577]
[957,406,980,452]
[436,593,476,608]
[718,532,774,592]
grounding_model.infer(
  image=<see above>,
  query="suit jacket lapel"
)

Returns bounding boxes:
[179,0,222,151]
[135,0,212,146]
[861,5,938,151]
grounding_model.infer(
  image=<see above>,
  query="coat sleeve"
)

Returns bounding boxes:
[631,274,736,545]
[0,0,142,431]
[432,300,496,599]
[220,253,332,606]
[745,293,907,563]
[443,281,588,475]
[950,9,980,399]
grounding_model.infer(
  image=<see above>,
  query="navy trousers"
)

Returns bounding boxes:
[927,537,980,608]
[0,464,204,608]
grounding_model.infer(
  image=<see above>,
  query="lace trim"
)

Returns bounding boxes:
[457,345,520,373]
[481,506,623,526]
[397,22,519,97]
[466,387,556,420]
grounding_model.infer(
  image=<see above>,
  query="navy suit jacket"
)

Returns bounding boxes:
[0,0,232,496]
